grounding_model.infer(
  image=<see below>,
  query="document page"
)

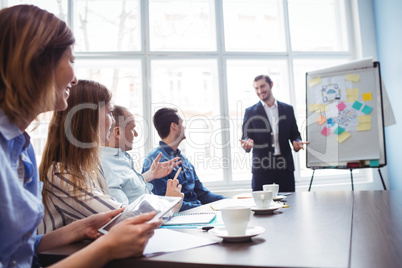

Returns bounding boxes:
[143,229,219,257]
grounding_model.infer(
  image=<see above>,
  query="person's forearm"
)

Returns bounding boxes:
[142,170,154,183]
[37,219,86,253]
[49,235,113,268]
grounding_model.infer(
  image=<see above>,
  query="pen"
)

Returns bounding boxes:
[173,167,182,180]
[210,205,216,211]
[197,226,214,231]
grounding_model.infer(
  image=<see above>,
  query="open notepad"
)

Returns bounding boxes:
[163,212,216,225]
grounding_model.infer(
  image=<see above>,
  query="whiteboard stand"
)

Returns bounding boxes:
[308,168,387,191]
[377,168,387,190]
[350,169,354,191]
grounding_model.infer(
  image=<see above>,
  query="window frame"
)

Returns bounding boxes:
[4,0,376,191]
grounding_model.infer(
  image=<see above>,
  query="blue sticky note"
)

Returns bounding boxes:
[369,159,380,167]
[327,118,333,125]
[334,126,345,135]
[361,105,373,114]
[352,101,363,110]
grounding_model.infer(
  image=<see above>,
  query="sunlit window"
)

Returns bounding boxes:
[288,0,348,51]
[149,0,216,51]
[223,0,286,52]
[6,0,68,19]
[74,0,141,52]
[3,0,363,190]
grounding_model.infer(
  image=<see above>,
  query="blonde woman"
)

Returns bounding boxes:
[0,5,160,267]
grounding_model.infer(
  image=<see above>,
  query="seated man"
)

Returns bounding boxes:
[100,105,183,206]
[142,107,225,211]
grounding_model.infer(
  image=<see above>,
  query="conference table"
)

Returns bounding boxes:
[38,190,402,268]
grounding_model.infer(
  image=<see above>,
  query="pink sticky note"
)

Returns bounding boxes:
[321,127,331,136]
[337,101,346,111]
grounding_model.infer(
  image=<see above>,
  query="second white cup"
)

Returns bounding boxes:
[252,191,272,208]
[221,206,252,236]
[263,184,279,198]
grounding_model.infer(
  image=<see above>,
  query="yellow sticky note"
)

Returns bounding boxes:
[346,88,359,102]
[337,131,351,143]
[316,104,328,113]
[362,92,372,101]
[356,123,371,131]
[347,88,359,95]
[308,77,322,87]
[316,115,327,125]
[308,104,318,112]
[358,115,371,123]
[346,74,360,82]
[346,95,357,102]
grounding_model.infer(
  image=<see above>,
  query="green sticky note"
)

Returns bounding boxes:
[369,160,380,167]
[361,105,373,114]
[352,101,363,110]
[334,126,345,135]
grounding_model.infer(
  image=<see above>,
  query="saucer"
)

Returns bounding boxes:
[209,226,265,242]
[251,203,282,214]
[273,196,286,201]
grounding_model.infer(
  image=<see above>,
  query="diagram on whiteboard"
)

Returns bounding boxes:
[308,73,374,144]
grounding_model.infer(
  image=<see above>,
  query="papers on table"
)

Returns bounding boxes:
[143,229,219,257]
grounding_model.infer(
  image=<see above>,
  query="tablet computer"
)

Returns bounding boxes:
[98,194,181,234]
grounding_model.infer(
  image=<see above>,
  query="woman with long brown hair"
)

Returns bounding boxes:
[39,80,183,234]
[0,5,160,267]
[39,80,122,233]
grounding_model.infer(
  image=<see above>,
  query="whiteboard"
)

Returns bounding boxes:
[306,58,386,169]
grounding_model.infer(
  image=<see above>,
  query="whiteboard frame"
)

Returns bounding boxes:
[305,58,386,169]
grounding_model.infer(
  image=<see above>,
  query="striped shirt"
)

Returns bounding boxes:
[37,163,122,234]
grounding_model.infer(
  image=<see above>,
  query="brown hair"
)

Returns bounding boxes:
[254,74,273,85]
[0,5,75,126]
[153,107,179,139]
[40,80,112,202]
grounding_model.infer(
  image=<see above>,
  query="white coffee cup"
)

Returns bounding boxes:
[252,191,272,208]
[221,206,253,236]
[263,184,279,198]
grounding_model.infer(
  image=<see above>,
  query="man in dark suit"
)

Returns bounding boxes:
[240,74,308,192]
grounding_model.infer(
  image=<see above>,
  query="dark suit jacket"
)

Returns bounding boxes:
[242,101,301,173]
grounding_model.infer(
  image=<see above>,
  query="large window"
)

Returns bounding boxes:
[4,0,369,190]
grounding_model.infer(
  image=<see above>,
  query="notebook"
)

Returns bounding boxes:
[163,212,216,225]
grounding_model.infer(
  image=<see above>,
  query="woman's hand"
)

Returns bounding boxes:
[80,208,125,240]
[99,211,162,259]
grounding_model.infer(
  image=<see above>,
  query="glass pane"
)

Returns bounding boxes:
[226,59,289,181]
[74,0,141,52]
[149,0,216,51]
[75,59,144,170]
[5,0,68,21]
[150,59,223,182]
[223,0,286,52]
[288,0,348,51]
[292,58,349,178]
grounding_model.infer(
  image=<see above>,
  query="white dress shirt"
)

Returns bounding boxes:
[261,99,281,155]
